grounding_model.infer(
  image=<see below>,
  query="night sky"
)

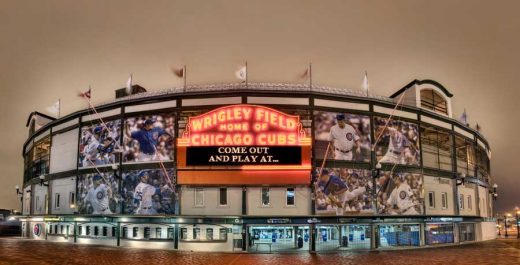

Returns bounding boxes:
[0,0,518,214]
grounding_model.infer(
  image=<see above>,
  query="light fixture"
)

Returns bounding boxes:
[39,175,48,187]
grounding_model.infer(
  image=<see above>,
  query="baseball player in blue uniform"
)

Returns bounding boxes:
[126,119,172,161]
[317,169,367,215]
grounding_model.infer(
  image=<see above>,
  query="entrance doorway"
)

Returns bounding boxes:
[248,225,309,252]
[315,225,372,251]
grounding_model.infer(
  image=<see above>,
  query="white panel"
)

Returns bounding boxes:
[50,177,77,214]
[182,97,241,107]
[23,186,32,215]
[53,118,79,132]
[314,99,369,111]
[34,129,50,142]
[247,187,311,216]
[177,224,234,252]
[454,126,474,139]
[32,185,48,215]
[423,176,456,216]
[50,129,79,173]
[82,108,121,122]
[480,221,497,241]
[458,184,477,216]
[247,97,308,105]
[421,115,452,130]
[373,106,418,120]
[180,187,242,216]
[125,100,177,113]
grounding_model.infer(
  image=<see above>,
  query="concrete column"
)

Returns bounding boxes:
[420,223,425,246]
[371,224,377,249]
[310,224,316,253]
[293,226,298,247]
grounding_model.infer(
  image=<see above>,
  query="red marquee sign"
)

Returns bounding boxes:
[177,105,311,185]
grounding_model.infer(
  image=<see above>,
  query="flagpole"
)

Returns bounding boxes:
[183,65,187,91]
[309,63,313,91]
[58,98,61,119]
[245,61,248,88]
[365,71,369,97]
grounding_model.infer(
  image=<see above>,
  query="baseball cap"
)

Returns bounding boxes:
[138,170,149,178]
[92,174,102,181]
[93,126,103,134]
[336,114,345,121]
[144,119,155,126]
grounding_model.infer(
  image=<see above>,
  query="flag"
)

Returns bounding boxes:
[476,123,481,132]
[235,66,247,81]
[172,67,184,78]
[458,109,467,125]
[126,74,133,94]
[46,100,60,117]
[79,88,91,99]
[300,68,309,79]
[362,71,369,96]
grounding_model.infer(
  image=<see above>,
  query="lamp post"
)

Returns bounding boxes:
[505,213,512,237]
[515,207,520,238]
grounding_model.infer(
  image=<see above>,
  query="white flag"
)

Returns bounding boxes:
[46,100,60,117]
[235,66,247,80]
[126,74,133,94]
[362,71,369,95]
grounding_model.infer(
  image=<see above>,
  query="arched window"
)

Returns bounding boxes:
[420,89,448,115]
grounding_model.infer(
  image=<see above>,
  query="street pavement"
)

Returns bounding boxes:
[0,237,519,265]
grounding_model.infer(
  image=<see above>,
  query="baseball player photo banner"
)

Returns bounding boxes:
[122,169,176,215]
[376,172,424,215]
[123,114,175,163]
[79,120,121,168]
[314,168,374,215]
[374,117,421,166]
[313,111,371,162]
[77,172,121,214]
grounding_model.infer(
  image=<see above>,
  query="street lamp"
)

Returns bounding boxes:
[515,207,520,239]
[505,213,512,237]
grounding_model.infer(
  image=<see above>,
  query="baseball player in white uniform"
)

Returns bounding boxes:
[86,174,113,214]
[379,123,410,164]
[133,171,158,215]
[82,127,103,166]
[386,175,419,215]
[328,114,361,160]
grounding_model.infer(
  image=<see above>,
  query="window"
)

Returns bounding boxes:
[86,226,91,236]
[60,225,64,234]
[156,227,162,239]
[219,188,227,206]
[420,89,448,115]
[94,226,99,236]
[55,193,60,209]
[54,225,58,234]
[206,228,214,240]
[144,227,150,239]
[467,195,472,210]
[102,226,108,237]
[455,135,476,176]
[286,188,295,206]
[132,227,139,238]
[35,196,40,212]
[122,227,128,238]
[219,228,227,241]
[459,194,465,210]
[441,192,448,209]
[428,192,435,208]
[49,225,53,234]
[78,226,83,236]
[180,228,188,240]
[193,227,200,240]
[195,188,204,207]
[69,192,75,208]
[261,187,270,206]
[420,126,453,171]
[112,227,116,237]
[167,228,174,239]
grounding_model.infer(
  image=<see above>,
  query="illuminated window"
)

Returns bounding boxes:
[420,89,448,115]
[55,193,60,209]
[219,228,227,241]
[286,188,295,206]
[441,192,448,209]
[180,228,188,240]
[428,192,435,208]
[219,188,227,206]
[459,194,464,210]
[455,136,475,176]
[195,188,204,207]
[69,192,75,208]
[193,227,200,240]
[144,227,150,239]
[420,126,453,171]
[261,187,270,206]
[206,228,214,240]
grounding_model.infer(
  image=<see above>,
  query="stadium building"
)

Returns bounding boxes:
[18,80,496,252]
